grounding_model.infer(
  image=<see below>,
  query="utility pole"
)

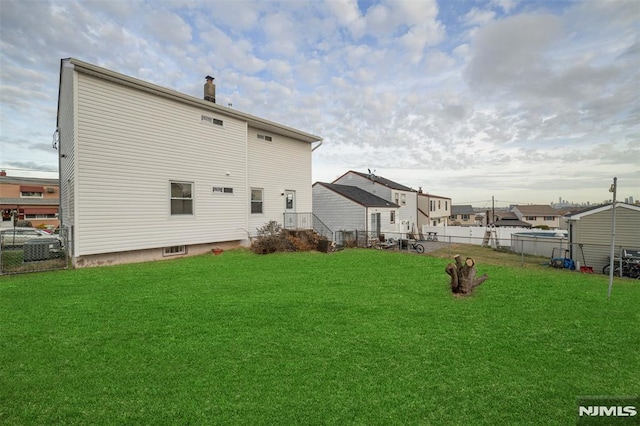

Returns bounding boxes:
[492,196,495,225]
[607,177,617,299]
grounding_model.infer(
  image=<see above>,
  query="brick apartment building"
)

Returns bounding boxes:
[0,170,60,229]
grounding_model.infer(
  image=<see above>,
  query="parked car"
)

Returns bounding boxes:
[0,227,63,249]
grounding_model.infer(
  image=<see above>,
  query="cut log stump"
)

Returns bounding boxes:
[445,254,489,295]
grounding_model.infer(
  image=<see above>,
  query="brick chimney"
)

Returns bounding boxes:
[204,75,216,103]
[0,170,6,177]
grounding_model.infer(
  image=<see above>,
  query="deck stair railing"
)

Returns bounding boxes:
[283,212,333,241]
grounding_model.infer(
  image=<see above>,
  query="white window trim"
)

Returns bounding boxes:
[170,181,194,216]
[251,188,264,214]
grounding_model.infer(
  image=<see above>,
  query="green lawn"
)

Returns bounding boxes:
[1,248,638,425]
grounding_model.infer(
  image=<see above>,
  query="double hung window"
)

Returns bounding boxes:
[251,189,263,214]
[170,182,193,215]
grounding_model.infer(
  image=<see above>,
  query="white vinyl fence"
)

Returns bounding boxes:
[421,225,568,258]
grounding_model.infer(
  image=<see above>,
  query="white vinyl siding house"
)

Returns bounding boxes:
[332,171,418,234]
[57,58,321,267]
[417,193,451,228]
[312,182,399,238]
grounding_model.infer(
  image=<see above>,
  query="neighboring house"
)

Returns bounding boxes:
[564,203,640,274]
[417,191,451,227]
[492,211,532,228]
[56,58,321,267]
[449,205,477,226]
[332,170,418,234]
[512,205,561,229]
[312,182,399,240]
[0,171,60,229]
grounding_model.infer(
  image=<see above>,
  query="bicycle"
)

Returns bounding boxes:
[602,258,640,279]
[411,241,425,253]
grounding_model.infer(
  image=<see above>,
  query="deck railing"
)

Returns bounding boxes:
[283,212,333,240]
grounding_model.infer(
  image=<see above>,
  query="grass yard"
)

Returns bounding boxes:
[1,247,638,425]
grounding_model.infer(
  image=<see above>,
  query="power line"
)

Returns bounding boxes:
[0,167,57,173]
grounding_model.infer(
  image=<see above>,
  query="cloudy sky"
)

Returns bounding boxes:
[1,0,638,207]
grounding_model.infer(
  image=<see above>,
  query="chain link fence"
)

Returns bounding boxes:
[0,228,69,275]
[332,229,639,278]
[334,230,448,253]
[568,243,640,278]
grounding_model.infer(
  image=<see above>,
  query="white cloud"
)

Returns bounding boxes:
[463,7,496,27]
[490,0,518,13]
[142,9,192,45]
[0,0,637,205]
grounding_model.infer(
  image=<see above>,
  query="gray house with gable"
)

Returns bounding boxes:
[312,182,399,243]
[332,170,418,234]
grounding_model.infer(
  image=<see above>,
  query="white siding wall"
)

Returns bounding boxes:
[391,189,417,228]
[247,127,312,235]
[75,73,248,255]
[312,185,365,232]
[334,172,418,229]
[334,173,391,199]
[58,62,77,252]
[366,207,399,235]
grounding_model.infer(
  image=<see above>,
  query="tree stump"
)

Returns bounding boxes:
[445,254,488,295]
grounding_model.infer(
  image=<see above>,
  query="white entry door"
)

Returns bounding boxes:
[371,212,381,237]
[285,190,296,213]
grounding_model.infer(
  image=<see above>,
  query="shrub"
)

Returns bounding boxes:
[251,221,329,254]
[285,229,323,252]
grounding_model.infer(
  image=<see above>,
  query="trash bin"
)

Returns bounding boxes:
[23,238,62,262]
[318,240,331,253]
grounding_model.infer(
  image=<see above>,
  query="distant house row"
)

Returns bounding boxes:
[450,204,563,229]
